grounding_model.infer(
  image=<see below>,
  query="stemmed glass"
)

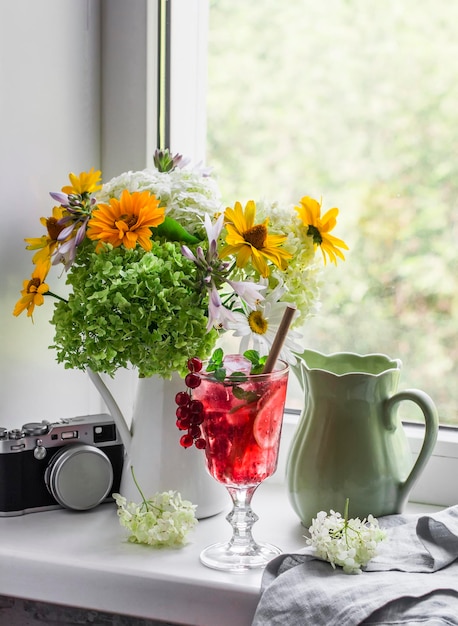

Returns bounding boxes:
[192,358,289,571]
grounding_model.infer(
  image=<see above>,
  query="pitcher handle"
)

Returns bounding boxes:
[87,368,132,454]
[384,388,439,501]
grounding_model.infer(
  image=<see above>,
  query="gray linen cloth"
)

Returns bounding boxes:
[252,506,458,625]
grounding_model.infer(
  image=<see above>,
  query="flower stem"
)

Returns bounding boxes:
[46,291,68,303]
[343,497,350,546]
[131,466,149,508]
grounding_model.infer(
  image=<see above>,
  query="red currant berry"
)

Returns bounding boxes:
[175,391,190,407]
[176,419,189,431]
[187,357,203,373]
[185,372,201,389]
[176,405,190,419]
[193,413,204,425]
[190,425,201,438]
[189,399,204,415]
[180,434,194,448]
[195,438,207,449]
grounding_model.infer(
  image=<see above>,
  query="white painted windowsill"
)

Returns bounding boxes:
[0,413,452,625]
[0,482,441,626]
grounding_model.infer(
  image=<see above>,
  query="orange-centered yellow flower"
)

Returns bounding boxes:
[13,263,49,319]
[61,167,102,195]
[295,196,349,265]
[87,189,165,251]
[220,200,292,277]
[24,205,67,269]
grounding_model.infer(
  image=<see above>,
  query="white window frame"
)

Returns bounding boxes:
[169,0,209,162]
[100,0,159,177]
[168,0,458,508]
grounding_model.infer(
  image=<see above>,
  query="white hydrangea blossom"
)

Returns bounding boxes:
[113,491,198,548]
[97,166,222,236]
[255,199,322,324]
[307,506,386,574]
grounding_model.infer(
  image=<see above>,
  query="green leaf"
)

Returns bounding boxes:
[153,216,201,244]
[207,347,224,371]
[232,386,259,403]
[228,371,248,384]
[243,349,266,374]
[214,367,226,381]
[250,357,267,374]
[243,349,260,365]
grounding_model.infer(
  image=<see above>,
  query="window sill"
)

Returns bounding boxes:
[0,483,441,626]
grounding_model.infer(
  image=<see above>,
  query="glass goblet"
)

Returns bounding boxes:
[192,359,289,571]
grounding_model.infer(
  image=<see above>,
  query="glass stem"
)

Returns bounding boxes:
[225,486,259,553]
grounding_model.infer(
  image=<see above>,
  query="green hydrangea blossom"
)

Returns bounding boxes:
[51,239,218,378]
[113,490,197,547]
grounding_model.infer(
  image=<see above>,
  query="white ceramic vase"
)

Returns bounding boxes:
[88,370,228,519]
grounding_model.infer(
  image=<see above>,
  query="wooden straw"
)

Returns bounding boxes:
[262,305,297,374]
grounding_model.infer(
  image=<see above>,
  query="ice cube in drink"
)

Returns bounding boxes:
[222,354,252,376]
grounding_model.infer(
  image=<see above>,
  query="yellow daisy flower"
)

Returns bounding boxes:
[24,205,67,269]
[61,167,102,195]
[13,263,50,319]
[220,200,292,278]
[87,189,165,251]
[295,196,349,265]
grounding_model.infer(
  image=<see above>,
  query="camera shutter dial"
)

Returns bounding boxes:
[22,422,50,436]
[45,444,114,511]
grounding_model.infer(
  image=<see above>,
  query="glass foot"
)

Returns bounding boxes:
[200,540,282,572]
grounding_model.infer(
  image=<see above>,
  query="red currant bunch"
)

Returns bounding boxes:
[175,358,206,450]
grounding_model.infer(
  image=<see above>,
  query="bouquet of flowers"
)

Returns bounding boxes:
[13,149,347,379]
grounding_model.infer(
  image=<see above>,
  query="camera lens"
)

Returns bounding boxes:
[45,444,114,510]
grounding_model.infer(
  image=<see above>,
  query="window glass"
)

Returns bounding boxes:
[206,0,458,424]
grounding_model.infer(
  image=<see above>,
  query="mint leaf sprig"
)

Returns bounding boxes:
[206,347,267,381]
[243,349,268,374]
[205,347,267,410]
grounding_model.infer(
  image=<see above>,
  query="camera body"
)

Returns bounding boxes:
[0,414,124,516]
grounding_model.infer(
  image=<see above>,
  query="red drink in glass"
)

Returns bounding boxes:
[191,358,289,571]
[193,371,288,487]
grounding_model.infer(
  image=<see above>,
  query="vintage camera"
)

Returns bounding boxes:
[0,414,124,516]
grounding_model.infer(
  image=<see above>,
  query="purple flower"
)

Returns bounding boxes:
[182,213,265,332]
[206,286,236,331]
[227,279,265,309]
[49,191,70,206]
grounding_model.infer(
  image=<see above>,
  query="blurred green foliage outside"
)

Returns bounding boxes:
[207,0,458,424]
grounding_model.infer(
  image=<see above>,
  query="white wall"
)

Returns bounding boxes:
[0,0,104,429]
[0,0,159,431]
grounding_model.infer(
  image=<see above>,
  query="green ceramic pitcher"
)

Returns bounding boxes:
[286,350,439,527]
